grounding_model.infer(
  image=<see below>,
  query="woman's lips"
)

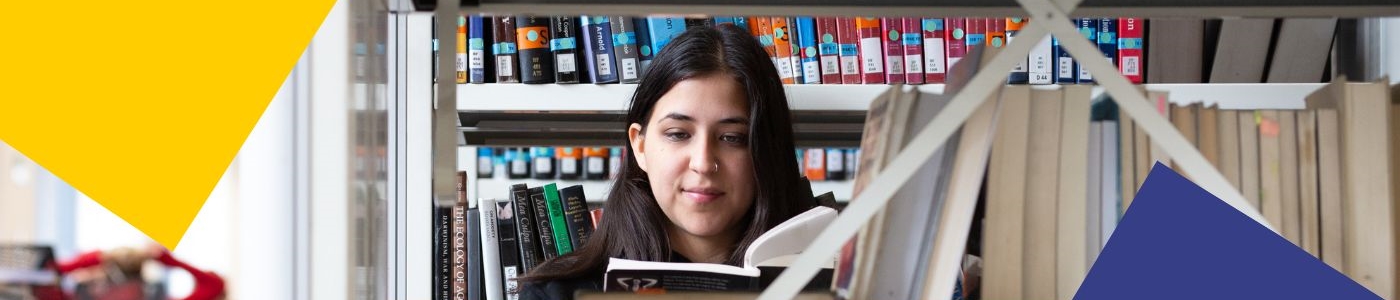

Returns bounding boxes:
[683,188,724,203]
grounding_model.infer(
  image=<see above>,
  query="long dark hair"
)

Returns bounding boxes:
[521,24,814,282]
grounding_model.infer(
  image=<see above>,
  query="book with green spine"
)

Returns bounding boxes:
[543,183,575,254]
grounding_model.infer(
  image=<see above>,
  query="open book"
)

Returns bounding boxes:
[603,206,838,292]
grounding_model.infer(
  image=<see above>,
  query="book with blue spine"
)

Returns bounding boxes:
[610,16,642,83]
[732,16,749,30]
[1076,18,1099,84]
[632,17,654,76]
[468,15,492,83]
[580,16,619,84]
[714,16,735,25]
[1095,18,1119,84]
[645,17,687,59]
[796,17,821,84]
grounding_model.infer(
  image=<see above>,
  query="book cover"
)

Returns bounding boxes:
[1209,18,1274,83]
[604,207,839,292]
[880,18,905,84]
[1053,34,1076,84]
[437,206,453,300]
[632,17,653,76]
[836,17,861,84]
[493,16,520,83]
[543,183,575,255]
[477,198,505,300]
[610,16,642,83]
[580,16,619,84]
[1006,18,1029,84]
[508,184,544,272]
[788,17,805,84]
[1076,18,1100,84]
[644,17,686,61]
[494,200,523,300]
[468,15,492,83]
[921,18,947,83]
[1117,17,1144,83]
[550,16,581,84]
[771,17,797,84]
[456,15,468,84]
[1265,18,1337,83]
[516,15,554,84]
[945,18,967,70]
[1145,18,1204,83]
[902,17,924,84]
[559,185,597,248]
[816,17,841,84]
[855,17,885,84]
[527,186,558,260]
[1092,18,1118,84]
[796,17,820,84]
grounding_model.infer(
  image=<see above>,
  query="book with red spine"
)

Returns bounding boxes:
[921,18,946,83]
[816,17,842,84]
[855,17,885,84]
[881,18,905,84]
[1117,17,1145,83]
[902,17,925,84]
[945,18,967,71]
[837,17,861,84]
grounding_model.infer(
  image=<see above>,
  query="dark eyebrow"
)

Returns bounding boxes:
[658,113,750,126]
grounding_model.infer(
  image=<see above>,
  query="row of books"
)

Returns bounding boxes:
[795,148,859,181]
[437,172,604,300]
[448,15,1153,86]
[477,146,863,182]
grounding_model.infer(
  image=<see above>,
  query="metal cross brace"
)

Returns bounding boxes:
[759,0,1270,298]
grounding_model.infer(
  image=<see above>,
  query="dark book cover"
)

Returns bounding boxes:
[529,186,559,260]
[610,16,642,83]
[542,183,575,255]
[580,16,619,84]
[632,17,654,76]
[493,16,520,83]
[551,16,581,84]
[435,206,452,300]
[1094,17,1119,84]
[494,200,522,298]
[825,148,847,180]
[468,15,493,83]
[1076,18,1101,84]
[685,18,713,29]
[559,185,596,248]
[509,183,544,272]
[516,15,555,84]
[1054,35,1077,84]
[467,208,484,300]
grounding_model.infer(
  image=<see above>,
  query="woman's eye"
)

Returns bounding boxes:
[664,131,691,141]
[720,134,748,145]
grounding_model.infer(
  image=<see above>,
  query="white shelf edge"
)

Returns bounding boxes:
[473,177,855,204]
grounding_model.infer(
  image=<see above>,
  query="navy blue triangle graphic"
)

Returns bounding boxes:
[1075,162,1380,299]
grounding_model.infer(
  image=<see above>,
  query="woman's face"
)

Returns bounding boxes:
[629,73,756,242]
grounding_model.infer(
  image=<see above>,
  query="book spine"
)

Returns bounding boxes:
[467,208,484,300]
[987,17,1006,49]
[945,18,966,71]
[509,184,543,272]
[580,16,619,84]
[438,206,453,300]
[516,16,554,84]
[529,187,559,260]
[610,16,642,83]
[880,17,904,84]
[1029,21,1055,84]
[468,15,491,83]
[731,16,749,30]
[1054,34,1077,84]
[494,200,522,300]
[816,17,841,84]
[788,17,805,84]
[543,184,575,255]
[713,16,734,25]
[632,17,653,76]
[805,148,827,181]
[1117,17,1144,83]
[921,18,946,84]
[901,17,924,84]
[590,208,604,229]
[797,17,821,84]
[685,18,713,28]
[559,185,597,248]
[529,147,555,180]
[750,17,778,77]
[645,17,686,60]
[557,147,582,180]
[493,16,520,83]
[836,17,861,84]
[1094,18,1118,84]
[1007,18,1030,84]
[456,15,468,84]
[964,17,986,52]
[583,147,610,180]
[452,171,468,300]
[477,199,504,300]
[855,17,885,84]
[772,17,796,84]
[1076,18,1099,83]
[826,148,847,180]
[550,16,580,84]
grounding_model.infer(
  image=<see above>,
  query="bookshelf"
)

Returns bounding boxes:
[407,0,1400,299]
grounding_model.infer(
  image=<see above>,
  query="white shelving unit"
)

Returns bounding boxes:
[469,176,855,203]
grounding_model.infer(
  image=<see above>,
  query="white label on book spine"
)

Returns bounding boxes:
[791,56,802,80]
[1058,57,1074,78]
[469,50,485,69]
[804,61,820,83]
[821,55,839,75]
[596,54,613,76]
[587,157,605,174]
[860,37,884,73]
[886,56,903,74]
[456,53,467,72]
[1030,36,1053,84]
[512,160,527,174]
[924,37,945,74]
[807,150,824,169]
[503,266,519,300]
[905,54,922,74]
[621,58,639,80]
[840,56,859,76]
[478,157,492,173]
[556,53,576,73]
[561,158,578,174]
[534,157,552,174]
[1121,56,1140,76]
[827,149,844,172]
[777,58,794,79]
[497,56,514,77]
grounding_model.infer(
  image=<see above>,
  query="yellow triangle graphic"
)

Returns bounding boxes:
[0,0,338,250]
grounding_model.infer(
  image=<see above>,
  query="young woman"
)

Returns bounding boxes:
[518,24,819,299]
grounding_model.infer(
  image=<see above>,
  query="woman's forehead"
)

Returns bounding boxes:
[651,75,750,123]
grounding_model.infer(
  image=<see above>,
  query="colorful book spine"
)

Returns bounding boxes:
[816,17,842,84]
[1094,18,1118,84]
[902,17,924,84]
[749,17,779,73]
[855,17,885,84]
[551,16,580,84]
[528,187,558,259]
[436,206,451,300]
[468,15,491,83]
[1076,18,1099,84]
[714,16,735,25]
[731,17,749,30]
[797,17,821,84]
[644,17,686,58]
[632,17,654,76]
[836,17,861,84]
[580,16,618,84]
[456,15,468,84]
[805,148,827,181]
[542,183,575,255]
[516,16,554,84]
[788,17,804,84]
[1006,18,1029,84]
[880,18,905,84]
[559,185,596,248]
[964,17,986,51]
[987,17,1006,49]
[921,18,947,83]
[772,17,797,84]
[508,184,543,272]
[945,17,967,70]
[1117,17,1144,83]
[610,16,642,83]
[492,16,520,83]
[1029,19,1055,84]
